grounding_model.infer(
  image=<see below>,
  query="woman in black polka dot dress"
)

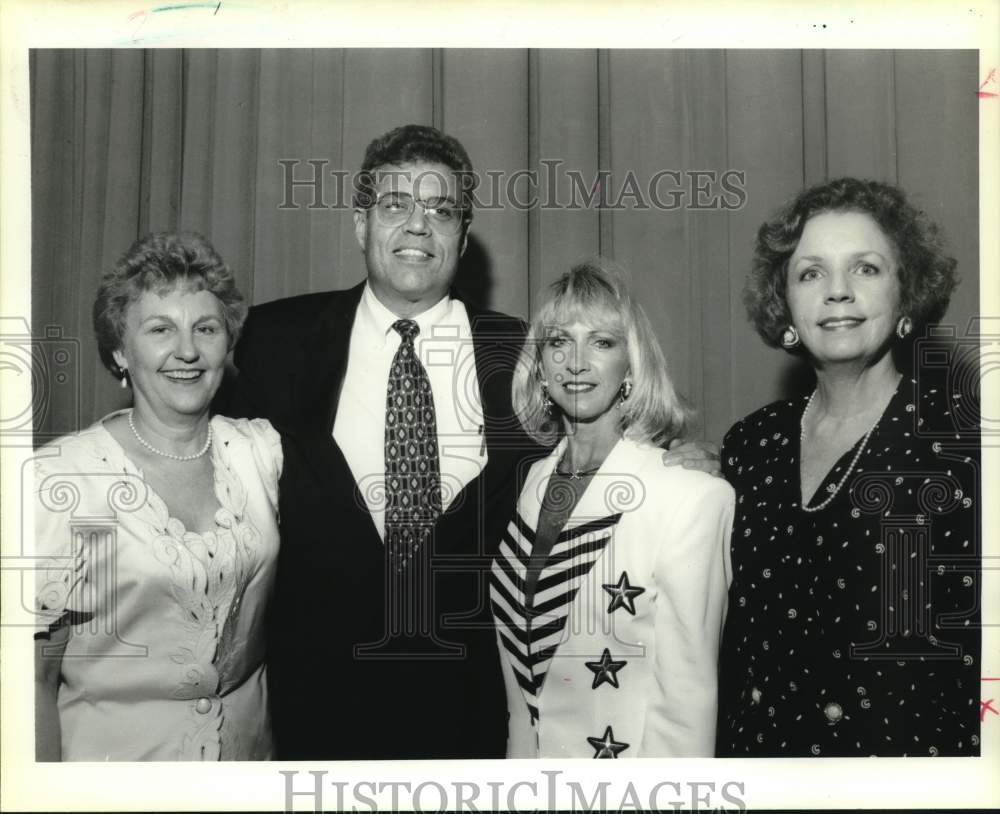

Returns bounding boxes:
[716,178,980,757]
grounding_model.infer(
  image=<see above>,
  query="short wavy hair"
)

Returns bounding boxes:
[92,232,247,378]
[353,123,476,226]
[745,177,958,350]
[512,258,691,447]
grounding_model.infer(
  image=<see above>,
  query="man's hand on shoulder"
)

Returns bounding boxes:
[661,437,721,477]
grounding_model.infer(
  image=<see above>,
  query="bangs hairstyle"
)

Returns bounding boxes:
[512,259,691,447]
[92,232,247,378]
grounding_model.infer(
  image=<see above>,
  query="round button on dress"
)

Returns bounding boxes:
[824,702,843,722]
[717,380,981,757]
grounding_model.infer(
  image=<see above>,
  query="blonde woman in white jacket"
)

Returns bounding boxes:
[491,259,734,758]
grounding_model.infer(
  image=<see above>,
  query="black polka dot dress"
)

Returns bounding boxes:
[717,375,980,757]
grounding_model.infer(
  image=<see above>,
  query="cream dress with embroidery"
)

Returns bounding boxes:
[34,412,282,761]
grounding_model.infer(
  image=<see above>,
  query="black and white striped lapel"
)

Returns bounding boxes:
[491,510,622,723]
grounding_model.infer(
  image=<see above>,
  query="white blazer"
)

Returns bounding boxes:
[490,437,734,758]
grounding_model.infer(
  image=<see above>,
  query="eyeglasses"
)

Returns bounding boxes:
[372,192,466,234]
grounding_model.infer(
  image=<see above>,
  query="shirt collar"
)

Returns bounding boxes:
[359,283,454,347]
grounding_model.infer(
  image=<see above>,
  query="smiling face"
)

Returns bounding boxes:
[786,210,902,368]
[112,286,229,423]
[353,161,468,317]
[541,318,631,436]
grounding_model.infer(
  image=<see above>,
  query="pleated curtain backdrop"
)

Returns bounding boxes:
[30,49,979,445]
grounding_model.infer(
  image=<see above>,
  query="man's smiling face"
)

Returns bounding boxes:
[354,161,468,318]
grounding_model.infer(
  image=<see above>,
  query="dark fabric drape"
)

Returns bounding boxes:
[30,48,979,444]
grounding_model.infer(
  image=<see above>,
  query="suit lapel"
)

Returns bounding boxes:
[515,438,633,579]
[466,303,527,458]
[516,443,561,531]
[536,440,630,589]
[496,440,627,709]
[554,439,631,538]
[296,281,365,437]
[281,283,378,537]
[286,288,508,546]
[287,293,531,548]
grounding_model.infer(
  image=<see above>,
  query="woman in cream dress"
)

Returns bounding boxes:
[34,233,281,761]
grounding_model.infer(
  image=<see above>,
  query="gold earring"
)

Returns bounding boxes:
[540,380,554,415]
[896,316,913,339]
[618,378,632,407]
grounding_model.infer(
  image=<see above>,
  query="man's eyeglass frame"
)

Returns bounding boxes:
[369,192,468,234]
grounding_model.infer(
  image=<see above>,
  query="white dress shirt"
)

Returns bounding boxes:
[332,284,488,541]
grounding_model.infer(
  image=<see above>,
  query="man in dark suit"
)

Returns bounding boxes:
[225,124,717,759]
[226,125,540,759]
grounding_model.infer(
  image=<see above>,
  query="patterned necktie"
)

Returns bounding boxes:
[384,319,442,569]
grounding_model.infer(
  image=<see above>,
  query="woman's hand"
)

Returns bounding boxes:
[34,623,69,761]
[662,438,722,476]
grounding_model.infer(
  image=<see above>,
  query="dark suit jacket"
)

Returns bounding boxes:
[222,282,543,759]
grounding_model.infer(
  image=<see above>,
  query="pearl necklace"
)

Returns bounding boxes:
[128,410,212,461]
[799,391,880,513]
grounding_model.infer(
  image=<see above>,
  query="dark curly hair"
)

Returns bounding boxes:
[744,177,958,351]
[352,123,476,225]
[92,232,247,378]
